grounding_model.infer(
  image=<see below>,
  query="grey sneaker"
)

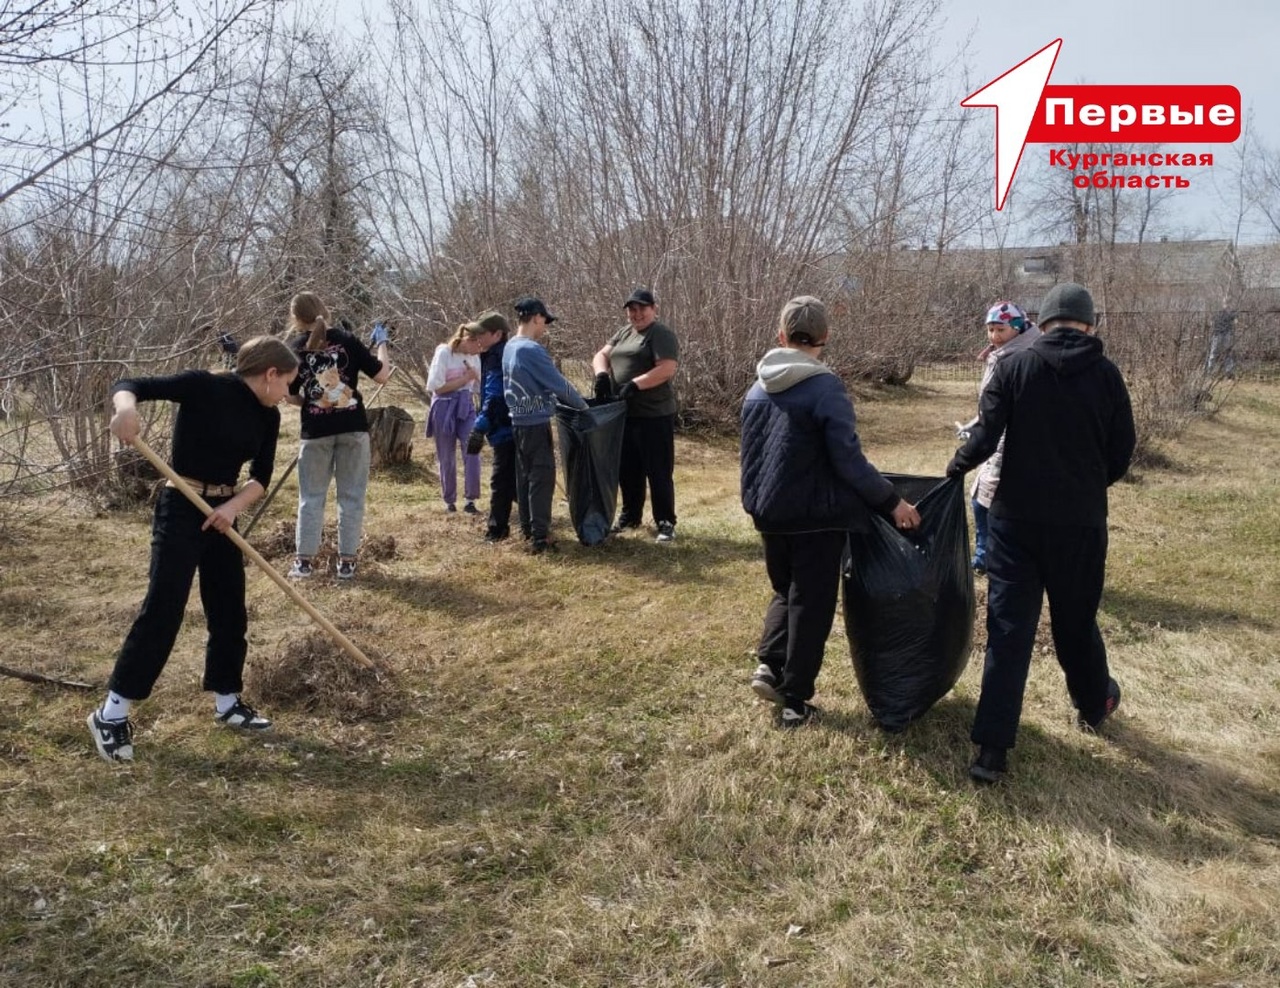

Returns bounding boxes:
[215,699,272,731]
[655,521,676,543]
[750,663,784,704]
[780,697,816,727]
[969,745,1008,784]
[87,709,134,762]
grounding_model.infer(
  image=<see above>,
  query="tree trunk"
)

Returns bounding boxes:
[367,406,415,467]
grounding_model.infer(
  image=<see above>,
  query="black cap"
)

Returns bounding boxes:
[513,296,557,323]
[1037,282,1095,327]
[623,287,657,308]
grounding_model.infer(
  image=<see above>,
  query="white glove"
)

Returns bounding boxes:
[954,421,971,440]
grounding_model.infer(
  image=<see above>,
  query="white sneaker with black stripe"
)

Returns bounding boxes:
[87,709,134,762]
[215,699,272,731]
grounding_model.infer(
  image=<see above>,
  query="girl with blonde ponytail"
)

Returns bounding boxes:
[284,293,392,580]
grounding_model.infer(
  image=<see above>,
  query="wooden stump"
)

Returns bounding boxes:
[368,406,415,467]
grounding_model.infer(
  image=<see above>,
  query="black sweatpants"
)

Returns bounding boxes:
[486,439,516,538]
[108,488,248,700]
[972,515,1113,750]
[618,414,676,527]
[513,423,556,542]
[756,531,847,702]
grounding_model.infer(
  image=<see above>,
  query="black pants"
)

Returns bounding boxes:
[618,414,676,527]
[514,423,556,541]
[108,488,248,700]
[756,531,846,702]
[972,516,1112,750]
[486,439,516,538]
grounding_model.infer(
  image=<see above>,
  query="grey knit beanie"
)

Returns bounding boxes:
[1037,282,1095,327]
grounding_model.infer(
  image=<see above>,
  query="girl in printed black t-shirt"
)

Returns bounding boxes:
[284,292,391,580]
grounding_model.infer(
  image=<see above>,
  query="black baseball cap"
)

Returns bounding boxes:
[623,287,657,308]
[513,296,557,323]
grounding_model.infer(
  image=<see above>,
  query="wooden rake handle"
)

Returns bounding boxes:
[129,436,375,670]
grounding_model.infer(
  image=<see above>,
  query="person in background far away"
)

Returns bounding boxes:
[741,296,920,728]
[87,336,299,763]
[946,282,1135,785]
[955,300,1037,575]
[592,287,680,542]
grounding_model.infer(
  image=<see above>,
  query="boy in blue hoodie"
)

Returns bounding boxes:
[741,296,920,726]
[466,311,517,542]
[503,296,587,554]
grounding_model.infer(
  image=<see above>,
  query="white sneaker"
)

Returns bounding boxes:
[87,710,134,762]
[215,699,272,730]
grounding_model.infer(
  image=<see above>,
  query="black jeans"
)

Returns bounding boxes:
[108,488,248,700]
[487,439,516,537]
[756,531,846,702]
[618,414,676,526]
[513,423,556,541]
[972,515,1112,750]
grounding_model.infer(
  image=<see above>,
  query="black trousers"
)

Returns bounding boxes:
[486,439,516,537]
[756,531,846,702]
[618,414,676,526]
[108,488,248,700]
[513,423,556,541]
[972,515,1113,750]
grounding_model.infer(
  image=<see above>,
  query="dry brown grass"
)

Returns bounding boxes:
[1,377,1278,987]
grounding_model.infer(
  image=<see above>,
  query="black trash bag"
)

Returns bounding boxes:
[843,474,974,732]
[556,399,627,545]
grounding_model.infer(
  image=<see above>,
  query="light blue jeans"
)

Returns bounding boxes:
[295,431,371,558]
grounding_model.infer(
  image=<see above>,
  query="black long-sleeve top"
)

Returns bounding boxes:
[111,370,281,489]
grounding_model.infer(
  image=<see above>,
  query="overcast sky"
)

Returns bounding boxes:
[938,0,1278,243]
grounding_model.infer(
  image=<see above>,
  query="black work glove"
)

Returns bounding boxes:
[616,381,638,402]
[945,458,966,480]
[466,430,486,456]
[593,372,613,402]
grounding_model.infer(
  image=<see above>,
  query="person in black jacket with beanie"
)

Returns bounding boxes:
[741,296,920,727]
[947,282,1136,783]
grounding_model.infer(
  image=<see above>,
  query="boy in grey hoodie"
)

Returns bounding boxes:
[740,296,919,726]
[503,296,588,553]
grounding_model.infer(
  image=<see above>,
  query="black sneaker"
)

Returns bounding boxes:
[529,538,555,556]
[463,501,479,515]
[780,697,815,727]
[288,557,314,580]
[215,699,272,731]
[969,745,1007,784]
[484,528,510,543]
[750,663,784,704]
[336,558,357,580]
[1078,678,1122,732]
[610,517,638,534]
[87,709,134,762]
[655,521,676,543]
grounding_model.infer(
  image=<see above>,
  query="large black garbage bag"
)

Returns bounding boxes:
[843,474,974,732]
[556,400,627,545]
